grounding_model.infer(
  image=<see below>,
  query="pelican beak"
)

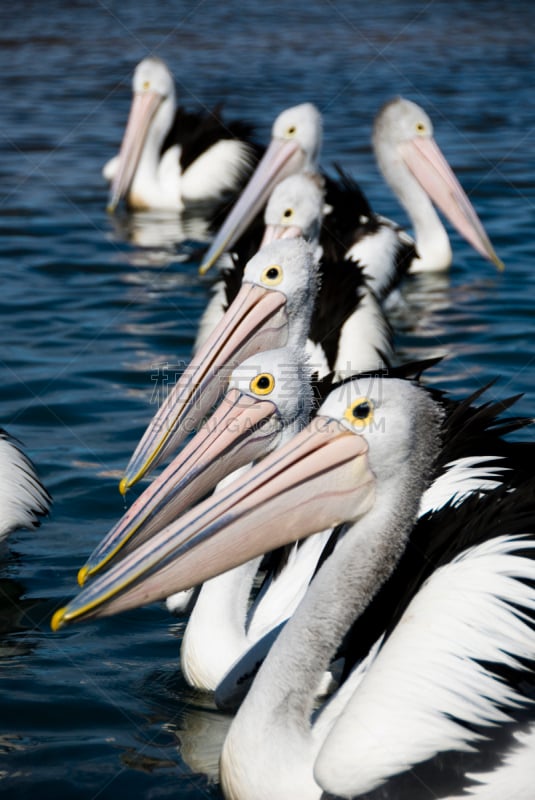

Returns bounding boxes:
[120,281,290,491]
[199,137,306,275]
[51,417,374,630]
[78,389,282,584]
[107,90,162,213]
[400,136,504,270]
[260,223,304,247]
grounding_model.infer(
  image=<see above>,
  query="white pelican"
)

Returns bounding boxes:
[0,429,50,538]
[77,346,323,674]
[104,57,260,213]
[372,96,504,272]
[120,238,321,492]
[52,374,535,799]
[322,99,504,295]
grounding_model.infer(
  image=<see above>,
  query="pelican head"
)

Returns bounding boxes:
[77,346,313,584]
[199,103,323,274]
[260,173,327,248]
[373,97,503,271]
[106,57,176,212]
[119,237,320,492]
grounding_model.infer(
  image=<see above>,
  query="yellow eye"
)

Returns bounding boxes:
[286,125,297,137]
[416,121,426,133]
[261,263,283,286]
[344,396,374,428]
[142,80,151,90]
[250,372,275,396]
[282,207,294,221]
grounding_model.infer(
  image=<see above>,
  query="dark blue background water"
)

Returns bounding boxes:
[0,1,533,797]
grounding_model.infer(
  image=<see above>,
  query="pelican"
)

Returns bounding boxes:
[372,96,504,272]
[197,105,391,282]
[104,57,260,213]
[52,374,534,799]
[0,429,50,538]
[334,98,503,291]
[120,238,321,492]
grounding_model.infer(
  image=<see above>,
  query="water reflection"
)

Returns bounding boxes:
[391,270,452,331]
[174,696,233,782]
[107,209,212,267]
[139,651,232,784]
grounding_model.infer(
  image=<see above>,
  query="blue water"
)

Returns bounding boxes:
[0,1,534,797]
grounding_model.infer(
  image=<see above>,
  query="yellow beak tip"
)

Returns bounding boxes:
[77,566,90,587]
[119,477,129,496]
[198,262,211,276]
[51,606,67,632]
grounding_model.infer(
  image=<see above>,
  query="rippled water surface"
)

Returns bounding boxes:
[0,1,534,797]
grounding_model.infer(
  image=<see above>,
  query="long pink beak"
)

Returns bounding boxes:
[400,136,504,270]
[51,417,374,630]
[199,137,307,275]
[78,389,281,584]
[260,223,305,247]
[107,90,162,213]
[121,282,290,492]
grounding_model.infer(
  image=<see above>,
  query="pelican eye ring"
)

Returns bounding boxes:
[261,264,283,286]
[344,396,374,428]
[283,208,294,219]
[286,125,296,136]
[416,121,426,133]
[142,80,151,90]
[250,372,275,396]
